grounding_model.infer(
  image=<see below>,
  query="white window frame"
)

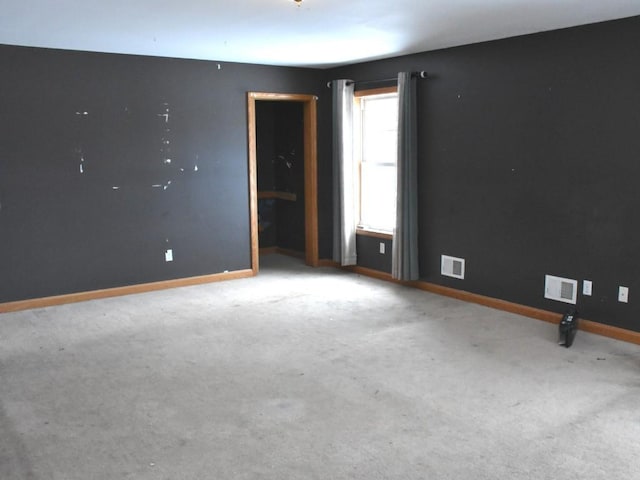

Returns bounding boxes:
[353,86,398,237]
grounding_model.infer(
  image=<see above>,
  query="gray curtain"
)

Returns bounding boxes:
[392,72,419,280]
[332,79,357,265]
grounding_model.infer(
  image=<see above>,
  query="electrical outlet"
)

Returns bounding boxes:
[583,280,592,296]
[379,242,385,254]
[165,249,173,262]
[618,286,629,303]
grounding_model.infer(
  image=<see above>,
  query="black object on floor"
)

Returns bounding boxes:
[558,309,579,348]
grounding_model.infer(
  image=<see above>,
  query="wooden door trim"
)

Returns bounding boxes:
[247,92,319,273]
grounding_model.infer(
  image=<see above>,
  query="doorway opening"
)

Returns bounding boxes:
[247,92,318,274]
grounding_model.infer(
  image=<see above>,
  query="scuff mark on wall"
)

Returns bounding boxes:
[74,110,90,174]
[159,102,173,167]
[68,101,205,242]
[156,103,170,123]
[79,148,86,173]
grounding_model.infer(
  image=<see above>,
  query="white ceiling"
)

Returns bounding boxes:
[1,0,640,68]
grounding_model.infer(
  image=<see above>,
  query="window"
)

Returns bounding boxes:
[353,87,398,234]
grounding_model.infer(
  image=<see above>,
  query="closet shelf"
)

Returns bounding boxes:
[258,191,297,201]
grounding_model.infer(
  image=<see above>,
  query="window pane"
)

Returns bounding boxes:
[360,163,396,231]
[362,128,396,165]
[362,95,398,166]
[355,91,398,233]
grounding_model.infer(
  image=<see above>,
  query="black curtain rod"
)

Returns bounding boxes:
[327,71,427,88]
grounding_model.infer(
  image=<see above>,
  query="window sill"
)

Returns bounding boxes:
[356,227,393,240]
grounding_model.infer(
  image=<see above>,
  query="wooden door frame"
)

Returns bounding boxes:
[247,92,319,273]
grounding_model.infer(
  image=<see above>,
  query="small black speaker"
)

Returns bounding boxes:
[558,309,579,348]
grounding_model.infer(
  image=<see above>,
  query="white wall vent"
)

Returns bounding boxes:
[544,275,577,304]
[441,255,465,279]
